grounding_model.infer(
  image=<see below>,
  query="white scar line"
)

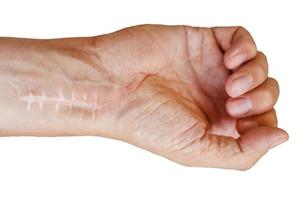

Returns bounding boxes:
[20,90,99,114]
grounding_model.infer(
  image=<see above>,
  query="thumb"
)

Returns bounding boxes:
[236,126,288,170]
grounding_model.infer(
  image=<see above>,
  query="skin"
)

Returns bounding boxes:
[0,24,288,170]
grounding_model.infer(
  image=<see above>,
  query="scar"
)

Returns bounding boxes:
[39,90,45,111]
[92,93,98,121]
[26,92,33,111]
[70,91,75,113]
[20,89,99,119]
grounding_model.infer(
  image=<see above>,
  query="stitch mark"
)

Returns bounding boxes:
[70,91,76,114]
[92,93,98,121]
[39,90,45,111]
[19,88,99,120]
[55,89,64,112]
[27,92,33,111]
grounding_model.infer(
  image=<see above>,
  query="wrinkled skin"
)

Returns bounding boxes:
[0,25,288,170]
[93,25,288,170]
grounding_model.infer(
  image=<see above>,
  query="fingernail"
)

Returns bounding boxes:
[229,53,246,69]
[269,135,289,149]
[227,97,252,116]
[231,75,253,97]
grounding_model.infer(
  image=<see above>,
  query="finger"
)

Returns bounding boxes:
[211,26,257,69]
[237,109,277,133]
[226,78,279,118]
[235,126,288,170]
[226,52,268,97]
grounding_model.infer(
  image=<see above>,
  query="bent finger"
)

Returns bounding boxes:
[211,26,257,69]
[226,52,268,97]
[226,78,279,118]
[237,109,277,133]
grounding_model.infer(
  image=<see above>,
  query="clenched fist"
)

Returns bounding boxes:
[0,24,288,170]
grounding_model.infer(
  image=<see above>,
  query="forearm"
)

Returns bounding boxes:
[0,36,120,138]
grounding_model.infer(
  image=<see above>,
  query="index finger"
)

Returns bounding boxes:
[211,26,257,69]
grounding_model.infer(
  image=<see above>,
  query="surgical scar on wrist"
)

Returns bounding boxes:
[9,80,110,121]
[22,90,98,120]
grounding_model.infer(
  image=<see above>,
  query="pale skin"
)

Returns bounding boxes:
[0,24,288,170]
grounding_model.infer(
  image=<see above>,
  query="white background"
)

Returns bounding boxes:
[0,0,299,199]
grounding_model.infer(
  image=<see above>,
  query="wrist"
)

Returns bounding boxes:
[42,36,124,138]
[0,36,121,138]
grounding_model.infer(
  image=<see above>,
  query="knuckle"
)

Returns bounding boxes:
[268,77,279,87]
[260,109,278,127]
[236,26,257,54]
[257,51,267,60]
[236,26,247,33]
[257,51,269,69]
[270,109,278,127]
[268,77,280,96]
[241,42,257,60]
[255,62,268,81]
[243,39,256,52]
[262,87,276,107]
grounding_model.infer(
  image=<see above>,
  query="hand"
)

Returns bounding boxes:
[96,25,288,170]
[0,25,288,170]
